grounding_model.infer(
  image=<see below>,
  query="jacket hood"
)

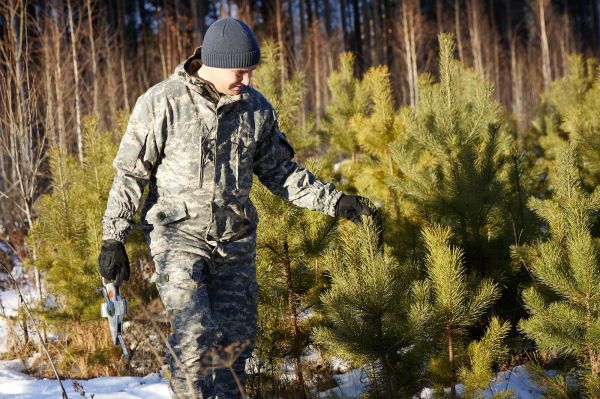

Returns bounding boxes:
[173,47,250,105]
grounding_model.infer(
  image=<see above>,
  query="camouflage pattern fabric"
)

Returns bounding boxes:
[154,250,258,399]
[101,53,343,397]
[102,57,343,261]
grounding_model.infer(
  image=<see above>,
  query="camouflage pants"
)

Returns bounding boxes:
[153,250,259,399]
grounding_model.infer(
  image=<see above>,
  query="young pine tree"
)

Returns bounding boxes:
[389,34,519,282]
[250,40,336,397]
[414,225,510,398]
[532,55,600,192]
[251,167,337,398]
[331,62,411,260]
[253,39,318,155]
[27,114,152,373]
[514,145,600,398]
[322,52,368,162]
[313,220,423,399]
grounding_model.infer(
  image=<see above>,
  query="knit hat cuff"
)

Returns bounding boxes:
[201,50,260,69]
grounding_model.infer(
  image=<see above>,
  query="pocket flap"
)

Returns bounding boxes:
[150,200,189,225]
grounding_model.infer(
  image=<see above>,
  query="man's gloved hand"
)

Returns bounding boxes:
[336,194,384,250]
[98,240,130,287]
[336,194,379,224]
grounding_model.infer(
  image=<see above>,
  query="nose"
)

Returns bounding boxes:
[242,71,251,86]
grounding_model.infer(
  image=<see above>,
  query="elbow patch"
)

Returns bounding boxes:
[277,131,295,159]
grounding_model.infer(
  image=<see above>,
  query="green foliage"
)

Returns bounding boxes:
[313,219,423,397]
[253,39,318,155]
[527,360,580,399]
[28,115,116,320]
[251,159,338,388]
[414,224,508,397]
[533,55,600,191]
[28,114,152,319]
[459,317,512,398]
[390,34,518,279]
[327,60,410,261]
[26,113,154,374]
[342,64,404,199]
[323,52,368,158]
[252,42,339,389]
[514,145,600,398]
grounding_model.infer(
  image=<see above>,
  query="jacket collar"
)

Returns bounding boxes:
[174,47,250,108]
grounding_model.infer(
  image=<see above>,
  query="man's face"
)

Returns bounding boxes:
[206,65,256,96]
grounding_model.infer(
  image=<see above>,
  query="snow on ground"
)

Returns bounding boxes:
[418,366,545,399]
[0,357,547,399]
[0,359,169,398]
[0,288,27,318]
[0,282,37,355]
[319,367,370,398]
[0,266,545,399]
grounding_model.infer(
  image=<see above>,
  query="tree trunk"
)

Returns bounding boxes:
[454,0,464,62]
[51,9,66,153]
[86,0,99,116]
[173,0,183,60]
[489,0,499,91]
[67,0,83,163]
[436,0,444,34]
[362,0,372,66]
[323,0,332,37]
[283,240,308,399]
[313,21,322,125]
[340,0,348,51]
[352,0,363,73]
[119,1,131,112]
[41,20,57,147]
[287,0,296,65]
[448,328,457,398]
[103,10,118,126]
[506,0,522,120]
[190,0,206,44]
[276,0,287,87]
[401,0,418,106]
[538,0,552,90]
[467,0,484,75]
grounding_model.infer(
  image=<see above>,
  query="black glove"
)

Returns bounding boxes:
[335,195,379,224]
[336,194,384,249]
[98,239,130,287]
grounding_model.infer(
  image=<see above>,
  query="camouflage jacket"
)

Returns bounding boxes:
[102,59,343,260]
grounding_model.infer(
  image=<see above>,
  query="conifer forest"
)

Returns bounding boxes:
[1,0,600,398]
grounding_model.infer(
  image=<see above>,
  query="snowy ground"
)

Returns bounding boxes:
[0,267,545,398]
[0,286,33,354]
[0,359,169,398]
[0,358,546,399]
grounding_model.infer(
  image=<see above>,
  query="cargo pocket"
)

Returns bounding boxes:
[155,268,195,312]
[148,200,189,226]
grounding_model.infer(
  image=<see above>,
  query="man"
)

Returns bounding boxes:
[98,17,378,399]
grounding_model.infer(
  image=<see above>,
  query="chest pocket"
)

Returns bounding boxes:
[231,114,256,193]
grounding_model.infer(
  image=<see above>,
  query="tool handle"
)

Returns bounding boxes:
[102,277,120,296]
[118,334,129,361]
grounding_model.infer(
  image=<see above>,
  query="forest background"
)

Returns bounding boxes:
[1,0,599,398]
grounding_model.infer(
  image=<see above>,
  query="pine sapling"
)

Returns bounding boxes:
[415,224,508,398]
[314,218,422,398]
[514,145,600,398]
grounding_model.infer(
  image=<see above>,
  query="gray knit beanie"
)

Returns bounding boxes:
[201,17,260,68]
